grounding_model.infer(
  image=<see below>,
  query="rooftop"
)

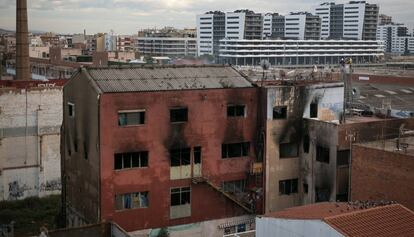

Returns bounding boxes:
[265,202,414,237]
[81,65,254,93]
[354,135,414,156]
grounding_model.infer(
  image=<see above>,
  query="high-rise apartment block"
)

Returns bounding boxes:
[314,1,379,40]
[197,10,321,56]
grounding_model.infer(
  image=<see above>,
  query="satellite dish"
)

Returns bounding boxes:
[260,60,270,70]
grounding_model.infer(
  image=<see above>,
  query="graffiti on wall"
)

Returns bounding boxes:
[39,179,61,192]
[8,181,30,200]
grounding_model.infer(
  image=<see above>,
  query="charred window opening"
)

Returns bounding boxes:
[337,150,350,166]
[194,146,201,164]
[303,135,310,153]
[170,187,191,206]
[170,148,191,166]
[273,106,287,119]
[310,102,318,118]
[83,142,88,160]
[118,110,145,126]
[227,104,246,117]
[222,142,250,158]
[170,107,188,123]
[222,180,246,194]
[279,179,298,195]
[114,151,148,170]
[315,187,330,202]
[115,191,149,210]
[279,143,299,158]
[316,145,330,163]
[68,102,75,118]
[303,183,309,194]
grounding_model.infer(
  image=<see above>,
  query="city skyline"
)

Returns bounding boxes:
[0,0,413,35]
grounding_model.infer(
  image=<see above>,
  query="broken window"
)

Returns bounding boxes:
[170,148,191,167]
[194,146,201,164]
[310,102,318,118]
[303,135,310,153]
[170,107,188,123]
[68,102,75,118]
[303,183,309,194]
[227,105,246,117]
[170,187,191,206]
[114,151,148,170]
[337,150,350,166]
[115,191,149,210]
[279,179,298,195]
[222,180,246,194]
[118,110,145,126]
[222,142,250,158]
[273,106,287,119]
[316,146,330,163]
[279,143,299,158]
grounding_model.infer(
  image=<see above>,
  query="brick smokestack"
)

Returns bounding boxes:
[16,0,30,80]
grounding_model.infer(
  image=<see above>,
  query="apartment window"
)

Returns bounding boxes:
[68,102,75,118]
[310,102,318,118]
[222,142,249,158]
[115,191,149,210]
[316,145,330,163]
[279,179,298,195]
[114,151,148,170]
[170,148,191,166]
[118,110,145,126]
[227,105,246,117]
[279,143,299,158]
[171,187,191,206]
[273,106,287,119]
[222,180,246,194]
[194,146,201,164]
[170,107,188,123]
[303,183,309,194]
[303,135,310,153]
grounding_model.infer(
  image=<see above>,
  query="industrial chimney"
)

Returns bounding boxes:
[16,0,30,81]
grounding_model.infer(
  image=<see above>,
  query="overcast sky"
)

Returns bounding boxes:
[0,0,413,35]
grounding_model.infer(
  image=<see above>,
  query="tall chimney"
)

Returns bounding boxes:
[16,0,30,81]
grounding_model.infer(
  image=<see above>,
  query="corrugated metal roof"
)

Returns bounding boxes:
[84,66,253,93]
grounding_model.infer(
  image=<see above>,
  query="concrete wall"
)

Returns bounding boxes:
[99,87,258,231]
[0,86,62,200]
[264,83,343,213]
[256,217,341,237]
[352,144,414,210]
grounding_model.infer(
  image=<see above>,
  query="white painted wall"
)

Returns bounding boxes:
[285,14,306,40]
[197,14,214,56]
[226,12,245,40]
[256,217,343,237]
[262,14,273,39]
[0,87,63,200]
[343,2,366,40]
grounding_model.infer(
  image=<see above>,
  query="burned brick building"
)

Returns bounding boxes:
[62,65,263,234]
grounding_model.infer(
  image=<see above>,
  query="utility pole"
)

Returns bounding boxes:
[346,130,356,201]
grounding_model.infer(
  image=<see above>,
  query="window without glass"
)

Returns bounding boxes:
[118,110,145,126]
[310,102,318,118]
[227,105,246,117]
[337,150,350,166]
[316,146,330,163]
[170,108,188,123]
[303,183,309,194]
[273,106,287,119]
[68,102,75,118]
[115,191,149,210]
[279,143,299,158]
[303,135,310,153]
[170,148,191,167]
[194,146,201,164]
[222,180,246,194]
[170,187,191,206]
[222,142,250,158]
[279,178,298,195]
[114,151,148,170]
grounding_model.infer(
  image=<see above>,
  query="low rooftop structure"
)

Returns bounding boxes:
[257,202,414,237]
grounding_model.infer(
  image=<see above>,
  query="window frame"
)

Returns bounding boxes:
[273,106,287,120]
[227,104,247,118]
[118,109,146,127]
[68,102,75,118]
[279,142,299,158]
[115,191,149,211]
[170,186,191,206]
[316,145,330,163]
[170,107,188,123]
[169,147,191,167]
[114,151,149,170]
[279,178,298,195]
[221,142,250,159]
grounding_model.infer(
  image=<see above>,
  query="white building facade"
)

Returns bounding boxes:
[219,39,384,66]
[136,37,197,57]
[376,24,414,54]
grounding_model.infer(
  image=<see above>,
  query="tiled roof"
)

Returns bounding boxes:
[325,204,414,237]
[83,65,253,93]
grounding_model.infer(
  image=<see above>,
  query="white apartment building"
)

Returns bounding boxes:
[197,13,215,56]
[262,14,273,38]
[314,1,379,40]
[377,24,414,54]
[219,39,384,66]
[136,37,197,57]
[225,12,246,40]
[284,14,307,40]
